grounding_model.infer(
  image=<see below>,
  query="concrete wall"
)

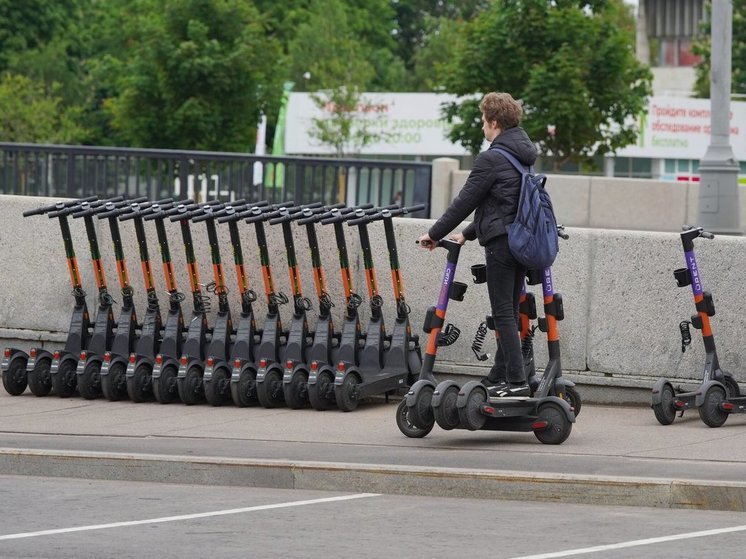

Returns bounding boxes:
[2,194,746,405]
[444,164,746,234]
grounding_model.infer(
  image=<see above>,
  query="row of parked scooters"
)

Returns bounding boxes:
[1,196,424,411]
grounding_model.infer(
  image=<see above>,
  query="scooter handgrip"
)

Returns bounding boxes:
[23,195,99,217]
[403,203,426,213]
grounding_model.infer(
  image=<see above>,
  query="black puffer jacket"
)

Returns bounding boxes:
[428,126,537,246]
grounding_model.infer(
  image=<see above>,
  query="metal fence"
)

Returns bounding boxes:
[0,143,432,217]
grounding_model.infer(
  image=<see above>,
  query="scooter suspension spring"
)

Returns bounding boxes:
[242,289,258,305]
[147,291,160,311]
[437,323,461,347]
[370,294,384,309]
[348,293,363,309]
[319,292,335,309]
[269,292,289,306]
[521,325,537,358]
[471,321,490,361]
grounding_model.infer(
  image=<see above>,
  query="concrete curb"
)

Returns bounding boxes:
[1,448,744,512]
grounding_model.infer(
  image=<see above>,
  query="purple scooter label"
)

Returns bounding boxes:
[543,267,554,298]
[437,262,456,310]
[685,250,703,296]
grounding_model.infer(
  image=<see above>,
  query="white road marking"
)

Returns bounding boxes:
[0,493,380,541]
[509,524,746,559]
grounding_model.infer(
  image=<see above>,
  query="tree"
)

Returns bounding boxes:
[692,0,746,98]
[440,0,652,169]
[109,0,284,151]
[0,73,83,143]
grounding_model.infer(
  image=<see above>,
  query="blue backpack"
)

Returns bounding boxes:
[493,148,559,270]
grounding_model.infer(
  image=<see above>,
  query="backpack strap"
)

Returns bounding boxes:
[492,147,533,174]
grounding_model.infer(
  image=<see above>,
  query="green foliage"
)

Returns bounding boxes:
[0,74,83,143]
[109,0,284,151]
[693,0,746,98]
[441,0,651,168]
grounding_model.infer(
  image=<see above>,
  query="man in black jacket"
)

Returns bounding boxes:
[418,92,537,398]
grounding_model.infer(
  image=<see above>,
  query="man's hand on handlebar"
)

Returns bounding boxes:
[417,233,436,250]
[450,232,466,245]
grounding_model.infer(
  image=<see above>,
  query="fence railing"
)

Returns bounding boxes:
[0,143,432,217]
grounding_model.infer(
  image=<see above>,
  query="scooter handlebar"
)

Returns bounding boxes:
[24,195,100,217]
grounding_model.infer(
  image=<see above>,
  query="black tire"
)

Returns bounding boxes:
[562,386,582,418]
[77,360,102,400]
[53,359,77,398]
[28,357,53,397]
[699,384,728,428]
[179,364,205,405]
[101,361,128,401]
[652,383,677,425]
[457,385,487,431]
[283,367,309,409]
[408,384,435,429]
[335,373,361,412]
[127,362,153,403]
[723,375,741,399]
[308,370,336,410]
[257,367,285,408]
[534,401,572,445]
[433,384,461,430]
[230,365,258,407]
[204,366,232,406]
[2,358,28,396]
[396,399,433,438]
[153,364,180,404]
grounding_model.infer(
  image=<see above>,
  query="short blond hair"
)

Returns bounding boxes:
[479,92,523,129]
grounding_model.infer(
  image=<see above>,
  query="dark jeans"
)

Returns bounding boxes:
[484,235,527,385]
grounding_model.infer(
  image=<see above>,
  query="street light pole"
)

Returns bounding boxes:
[697,0,741,234]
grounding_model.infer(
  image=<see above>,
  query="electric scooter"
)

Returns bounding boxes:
[72,198,149,399]
[652,225,746,427]
[2,195,98,396]
[331,205,422,411]
[119,199,183,401]
[221,201,298,407]
[397,239,575,444]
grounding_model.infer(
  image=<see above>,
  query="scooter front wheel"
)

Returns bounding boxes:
[28,357,52,397]
[283,367,309,409]
[204,366,232,406]
[257,367,285,408]
[77,360,102,400]
[534,401,572,445]
[408,383,435,429]
[562,386,582,418]
[2,358,28,396]
[308,370,336,410]
[53,359,77,398]
[102,362,128,401]
[153,364,180,404]
[699,385,728,428]
[396,399,433,438]
[231,365,258,407]
[127,363,153,403]
[179,365,205,405]
[335,373,360,412]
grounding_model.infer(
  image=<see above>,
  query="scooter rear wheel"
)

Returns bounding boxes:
[102,362,128,401]
[534,401,572,445]
[28,357,52,397]
[652,383,676,425]
[457,384,487,431]
[78,360,102,400]
[231,365,258,407]
[127,363,153,403]
[284,367,309,409]
[335,373,361,412]
[204,366,232,406]
[308,370,336,410]
[153,364,180,404]
[257,367,285,408]
[179,364,205,405]
[53,359,77,398]
[2,358,28,396]
[433,384,460,430]
[396,399,433,438]
[699,384,728,428]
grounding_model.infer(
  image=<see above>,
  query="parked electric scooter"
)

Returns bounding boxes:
[652,225,746,427]
[2,195,98,396]
[397,239,575,444]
